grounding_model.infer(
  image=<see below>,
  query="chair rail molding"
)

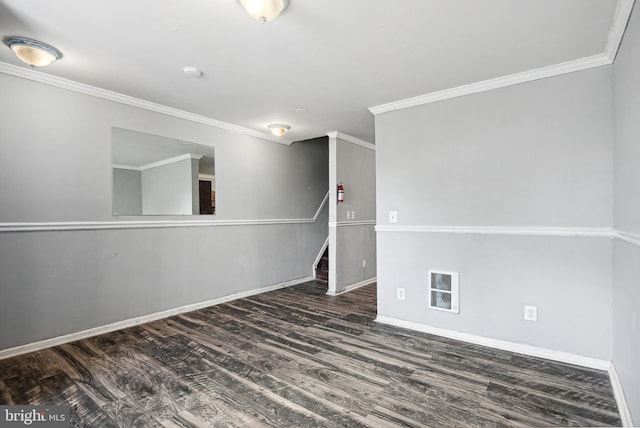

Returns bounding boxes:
[375,225,612,238]
[0,192,329,233]
[612,229,640,247]
[329,220,376,228]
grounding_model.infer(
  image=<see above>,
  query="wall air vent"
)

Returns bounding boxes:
[428,270,460,314]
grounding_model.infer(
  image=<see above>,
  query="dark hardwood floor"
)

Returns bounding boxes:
[0,281,621,427]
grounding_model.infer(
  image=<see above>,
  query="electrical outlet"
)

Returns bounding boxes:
[362,259,367,269]
[346,211,351,220]
[352,210,356,220]
[524,305,537,321]
[389,211,398,223]
[397,288,405,300]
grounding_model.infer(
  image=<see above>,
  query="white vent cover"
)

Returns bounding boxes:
[428,270,460,314]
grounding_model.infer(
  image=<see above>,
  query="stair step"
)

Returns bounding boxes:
[316,246,330,280]
[316,270,328,280]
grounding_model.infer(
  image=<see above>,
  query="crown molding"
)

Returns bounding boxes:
[112,164,141,171]
[369,54,611,115]
[327,131,375,151]
[370,0,636,115]
[139,153,202,170]
[113,153,203,171]
[605,0,637,62]
[0,61,292,145]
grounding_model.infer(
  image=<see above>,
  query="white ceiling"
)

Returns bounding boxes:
[0,0,619,143]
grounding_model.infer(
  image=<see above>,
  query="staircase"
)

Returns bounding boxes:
[315,247,329,281]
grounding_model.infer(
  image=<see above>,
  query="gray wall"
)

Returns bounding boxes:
[0,73,328,351]
[112,168,142,215]
[375,67,614,360]
[328,135,376,294]
[141,158,196,215]
[612,3,640,423]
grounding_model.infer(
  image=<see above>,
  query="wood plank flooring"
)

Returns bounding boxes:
[0,281,621,427]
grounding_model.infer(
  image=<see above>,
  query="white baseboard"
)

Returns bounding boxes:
[0,276,314,361]
[609,362,634,427]
[376,316,638,424]
[327,277,377,296]
[375,316,611,371]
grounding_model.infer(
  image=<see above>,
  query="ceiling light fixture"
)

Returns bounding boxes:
[237,0,289,23]
[3,37,62,68]
[268,124,290,137]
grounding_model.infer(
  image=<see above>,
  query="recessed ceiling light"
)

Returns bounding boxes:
[3,37,62,68]
[183,67,203,78]
[268,124,290,137]
[295,108,308,113]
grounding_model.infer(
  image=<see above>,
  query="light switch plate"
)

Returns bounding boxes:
[389,211,398,223]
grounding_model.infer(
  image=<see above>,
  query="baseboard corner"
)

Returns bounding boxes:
[609,362,634,427]
[326,277,376,296]
[374,316,611,371]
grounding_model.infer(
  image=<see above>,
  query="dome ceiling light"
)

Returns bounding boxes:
[268,124,290,137]
[237,0,289,23]
[3,37,62,68]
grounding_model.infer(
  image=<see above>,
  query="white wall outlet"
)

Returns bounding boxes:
[362,259,367,269]
[524,305,538,321]
[397,288,405,300]
[389,211,398,223]
[352,210,356,220]
[346,211,351,220]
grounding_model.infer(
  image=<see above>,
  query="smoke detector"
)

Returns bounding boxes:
[183,67,203,78]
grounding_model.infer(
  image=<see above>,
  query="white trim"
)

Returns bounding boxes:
[313,191,330,221]
[326,277,377,296]
[329,220,376,228]
[605,0,637,62]
[0,61,292,145]
[0,219,313,232]
[0,191,330,233]
[369,54,611,115]
[609,362,634,427]
[375,225,612,238]
[139,153,202,170]
[312,236,329,276]
[0,276,314,361]
[369,0,637,116]
[199,174,216,181]
[613,229,640,247]
[375,316,611,371]
[112,164,141,171]
[327,131,375,151]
